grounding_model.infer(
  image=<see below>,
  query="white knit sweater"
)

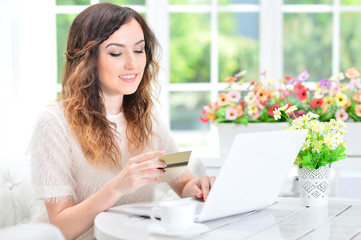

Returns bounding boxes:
[28,102,191,239]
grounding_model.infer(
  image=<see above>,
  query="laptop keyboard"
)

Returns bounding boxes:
[195,201,205,214]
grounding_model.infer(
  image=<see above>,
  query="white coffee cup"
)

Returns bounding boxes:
[150,201,196,232]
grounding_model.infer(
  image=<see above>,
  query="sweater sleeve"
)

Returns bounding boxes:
[155,117,193,185]
[28,109,76,202]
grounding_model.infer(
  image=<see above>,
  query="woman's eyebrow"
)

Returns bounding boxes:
[105,39,145,48]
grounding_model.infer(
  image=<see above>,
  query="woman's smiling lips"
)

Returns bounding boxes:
[119,74,137,82]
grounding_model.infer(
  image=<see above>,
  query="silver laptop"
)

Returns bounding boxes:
[118,129,308,222]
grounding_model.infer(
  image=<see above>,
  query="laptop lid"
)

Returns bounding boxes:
[197,129,308,222]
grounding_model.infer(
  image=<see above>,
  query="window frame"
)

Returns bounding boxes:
[55,0,361,157]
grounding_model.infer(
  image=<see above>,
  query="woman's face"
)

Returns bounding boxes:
[97,18,146,98]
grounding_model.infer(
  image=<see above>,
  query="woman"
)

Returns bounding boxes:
[29,3,215,240]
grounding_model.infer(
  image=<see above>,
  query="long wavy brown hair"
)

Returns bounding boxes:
[59,3,160,168]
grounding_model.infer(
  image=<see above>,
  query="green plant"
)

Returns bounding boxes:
[273,106,347,170]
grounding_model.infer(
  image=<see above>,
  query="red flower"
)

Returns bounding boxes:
[310,98,323,108]
[199,116,209,123]
[240,101,246,109]
[269,104,280,117]
[284,76,293,80]
[293,82,306,94]
[297,89,309,101]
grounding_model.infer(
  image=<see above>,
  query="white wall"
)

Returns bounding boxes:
[0,0,57,158]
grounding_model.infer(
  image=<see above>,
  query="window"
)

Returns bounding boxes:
[55,0,361,157]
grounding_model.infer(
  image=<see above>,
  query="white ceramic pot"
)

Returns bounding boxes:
[298,165,330,207]
[216,122,288,158]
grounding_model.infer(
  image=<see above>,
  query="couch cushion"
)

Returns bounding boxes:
[0,155,39,227]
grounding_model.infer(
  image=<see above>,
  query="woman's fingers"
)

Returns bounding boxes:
[200,176,211,201]
[190,176,216,201]
[130,150,165,163]
[136,159,167,171]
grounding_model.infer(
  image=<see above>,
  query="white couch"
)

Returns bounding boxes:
[0,154,206,239]
[0,155,65,239]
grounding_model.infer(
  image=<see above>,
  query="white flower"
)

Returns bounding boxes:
[279,104,288,111]
[244,91,255,103]
[273,108,281,120]
[286,106,298,113]
[312,140,323,153]
[324,135,336,150]
[302,139,310,151]
[292,118,304,129]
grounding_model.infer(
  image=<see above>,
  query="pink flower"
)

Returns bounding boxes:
[250,112,260,120]
[349,78,361,89]
[225,108,238,120]
[330,84,341,95]
[335,109,349,121]
[228,91,241,102]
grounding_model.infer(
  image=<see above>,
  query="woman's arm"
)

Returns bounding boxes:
[46,151,166,240]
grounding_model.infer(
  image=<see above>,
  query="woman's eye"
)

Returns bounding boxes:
[110,53,121,57]
[135,49,144,54]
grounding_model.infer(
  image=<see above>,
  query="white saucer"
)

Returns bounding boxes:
[148,223,208,237]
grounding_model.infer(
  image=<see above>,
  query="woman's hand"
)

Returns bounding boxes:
[181,175,216,201]
[113,150,167,196]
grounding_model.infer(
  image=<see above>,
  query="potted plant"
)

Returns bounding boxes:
[273,106,347,206]
[199,68,361,157]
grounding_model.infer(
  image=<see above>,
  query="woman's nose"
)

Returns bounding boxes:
[124,53,137,70]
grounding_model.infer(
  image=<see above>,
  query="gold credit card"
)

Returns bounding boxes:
[159,151,192,169]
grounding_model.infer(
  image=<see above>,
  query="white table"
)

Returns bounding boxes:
[94,198,361,240]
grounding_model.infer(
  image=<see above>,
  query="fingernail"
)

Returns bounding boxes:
[159,150,165,154]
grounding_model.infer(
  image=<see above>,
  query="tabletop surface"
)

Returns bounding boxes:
[94,198,361,240]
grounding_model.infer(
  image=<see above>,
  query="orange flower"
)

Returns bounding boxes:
[342,98,351,109]
[224,76,237,83]
[234,105,244,117]
[322,104,328,114]
[353,91,361,103]
[345,67,360,79]
[217,93,229,107]
[356,105,361,117]
[255,88,269,102]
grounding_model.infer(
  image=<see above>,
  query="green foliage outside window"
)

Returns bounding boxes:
[341,13,361,71]
[56,14,77,84]
[170,13,211,83]
[56,0,90,5]
[99,0,145,4]
[284,13,332,81]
